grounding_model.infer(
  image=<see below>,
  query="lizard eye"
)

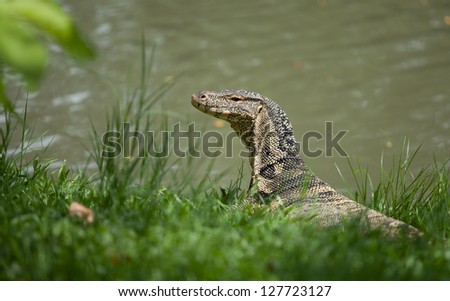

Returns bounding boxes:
[230,97,242,101]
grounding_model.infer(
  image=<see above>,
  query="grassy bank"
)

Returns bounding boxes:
[0,146,449,280]
[1,65,449,280]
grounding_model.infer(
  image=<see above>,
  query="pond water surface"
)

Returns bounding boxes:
[6,0,450,190]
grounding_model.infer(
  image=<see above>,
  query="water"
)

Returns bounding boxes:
[5,0,450,190]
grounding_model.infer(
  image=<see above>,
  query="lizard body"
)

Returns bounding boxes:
[191,89,421,237]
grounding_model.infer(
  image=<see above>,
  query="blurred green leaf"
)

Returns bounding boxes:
[0,19,47,89]
[0,0,95,111]
[0,0,95,60]
[0,71,14,112]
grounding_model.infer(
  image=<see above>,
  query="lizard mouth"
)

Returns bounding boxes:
[191,92,212,114]
[191,94,206,112]
[191,91,231,120]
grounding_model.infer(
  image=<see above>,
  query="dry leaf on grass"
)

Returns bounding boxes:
[69,202,94,223]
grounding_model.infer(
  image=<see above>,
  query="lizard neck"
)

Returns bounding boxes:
[234,98,310,201]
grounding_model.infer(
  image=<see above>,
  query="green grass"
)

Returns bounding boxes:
[336,142,449,240]
[1,53,449,280]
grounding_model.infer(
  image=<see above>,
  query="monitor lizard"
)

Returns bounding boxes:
[191,89,422,238]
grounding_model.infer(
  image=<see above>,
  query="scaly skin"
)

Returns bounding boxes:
[191,89,422,238]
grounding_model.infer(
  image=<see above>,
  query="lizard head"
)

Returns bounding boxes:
[191,89,297,155]
[191,89,264,128]
[192,89,271,153]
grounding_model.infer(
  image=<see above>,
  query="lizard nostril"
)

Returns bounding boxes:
[200,94,207,99]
